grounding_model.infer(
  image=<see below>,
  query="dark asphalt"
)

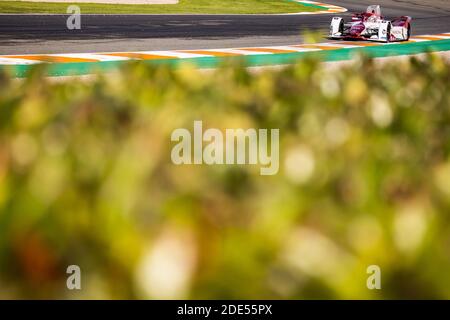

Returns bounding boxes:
[0,0,449,54]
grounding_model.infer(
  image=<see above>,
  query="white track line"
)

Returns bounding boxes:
[140,51,210,58]
[52,53,130,61]
[204,49,274,55]
[409,38,432,42]
[264,46,323,52]
[0,57,40,65]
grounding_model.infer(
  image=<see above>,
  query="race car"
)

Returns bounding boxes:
[329,5,412,42]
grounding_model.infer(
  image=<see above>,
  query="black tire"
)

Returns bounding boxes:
[339,20,344,34]
[406,24,411,41]
[386,23,391,43]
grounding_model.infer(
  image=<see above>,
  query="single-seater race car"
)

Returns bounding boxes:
[329,5,412,42]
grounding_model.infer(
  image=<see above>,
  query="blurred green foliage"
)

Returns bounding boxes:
[0,55,449,299]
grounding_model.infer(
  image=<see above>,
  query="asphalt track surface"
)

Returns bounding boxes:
[0,0,450,54]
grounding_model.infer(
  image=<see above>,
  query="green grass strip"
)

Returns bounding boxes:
[287,0,326,10]
[0,0,320,14]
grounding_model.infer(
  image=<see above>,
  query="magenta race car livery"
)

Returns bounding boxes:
[329,5,412,42]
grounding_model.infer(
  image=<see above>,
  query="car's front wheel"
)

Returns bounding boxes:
[330,19,344,40]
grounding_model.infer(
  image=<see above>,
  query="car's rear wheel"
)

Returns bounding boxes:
[406,24,411,41]
[386,23,392,43]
